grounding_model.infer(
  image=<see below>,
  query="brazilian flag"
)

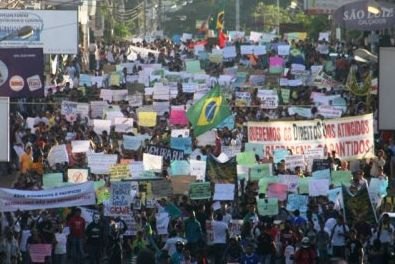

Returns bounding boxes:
[186,85,232,137]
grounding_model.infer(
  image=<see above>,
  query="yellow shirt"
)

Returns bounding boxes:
[20,152,33,174]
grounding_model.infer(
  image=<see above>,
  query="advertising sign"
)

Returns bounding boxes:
[304,0,361,15]
[0,10,78,54]
[0,48,43,97]
[334,1,395,30]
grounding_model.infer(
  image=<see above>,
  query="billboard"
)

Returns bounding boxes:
[304,0,361,15]
[0,48,44,97]
[379,47,395,130]
[0,10,78,54]
[334,1,395,31]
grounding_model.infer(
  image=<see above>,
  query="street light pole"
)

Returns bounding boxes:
[276,0,280,34]
[143,0,147,36]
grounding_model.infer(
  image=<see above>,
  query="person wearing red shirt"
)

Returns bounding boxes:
[67,208,86,264]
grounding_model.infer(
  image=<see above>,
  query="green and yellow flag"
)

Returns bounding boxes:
[186,85,231,137]
[216,10,225,30]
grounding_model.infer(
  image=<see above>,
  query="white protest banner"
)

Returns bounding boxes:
[288,107,313,118]
[248,114,374,160]
[250,31,263,42]
[100,89,113,102]
[90,101,108,119]
[156,213,170,235]
[260,94,279,109]
[171,129,190,138]
[91,76,104,87]
[223,46,237,58]
[71,140,90,153]
[241,45,254,55]
[153,101,170,116]
[153,83,170,100]
[0,182,96,212]
[254,46,267,55]
[128,94,143,107]
[104,109,124,125]
[67,169,89,184]
[319,32,330,41]
[143,153,163,172]
[213,184,235,201]
[285,155,305,170]
[291,64,306,74]
[189,160,207,181]
[76,103,90,118]
[123,135,143,151]
[278,175,299,193]
[47,144,69,167]
[304,147,325,171]
[87,153,118,174]
[308,179,330,197]
[317,106,343,119]
[93,119,111,135]
[114,118,134,133]
[278,45,290,56]
[61,101,78,116]
[196,130,216,146]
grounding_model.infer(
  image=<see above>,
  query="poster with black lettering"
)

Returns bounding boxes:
[247,114,374,160]
[144,145,185,161]
[312,159,331,172]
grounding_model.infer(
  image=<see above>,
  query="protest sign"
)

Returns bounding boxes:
[258,177,278,194]
[170,137,192,154]
[145,145,185,161]
[273,149,289,163]
[114,118,134,133]
[71,140,90,153]
[143,153,163,172]
[151,180,173,198]
[169,110,188,126]
[213,184,235,201]
[93,119,111,135]
[138,112,157,127]
[285,155,305,171]
[222,145,242,158]
[43,173,65,188]
[29,244,52,263]
[245,143,265,159]
[186,60,202,73]
[267,183,288,201]
[87,153,118,174]
[67,169,89,184]
[90,101,108,119]
[248,114,374,160]
[369,178,388,198]
[171,129,190,138]
[250,164,272,181]
[196,130,216,146]
[106,182,134,217]
[189,159,207,181]
[331,171,352,187]
[278,175,299,193]
[286,194,308,212]
[123,135,144,151]
[156,213,170,235]
[47,145,69,167]
[236,151,257,166]
[257,198,279,216]
[328,187,343,208]
[260,94,279,109]
[0,182,96,212]
[308,179,329,197]
[312,169,330,179]
[298,178,310,194]
[281,89,290,104]
[229,220,243,237]
[96,187,110,204]
[312,159,331,172]
[189,182,211,200]
[171,176,196,195]
[170,160,190,176]
[278,45,290,56]
[223,46,237,58]
[110,164,130,180]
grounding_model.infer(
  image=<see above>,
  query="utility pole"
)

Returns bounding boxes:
[235,0,240,31]
[158,0,162,31]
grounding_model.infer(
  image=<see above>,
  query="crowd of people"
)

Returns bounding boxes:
[1,29,395,264]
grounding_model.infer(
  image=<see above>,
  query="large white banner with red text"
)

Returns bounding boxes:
[248,114,374,160]
[0,182,96,212]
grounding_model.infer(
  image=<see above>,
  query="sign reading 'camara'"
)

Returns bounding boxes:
[144,145,185,161]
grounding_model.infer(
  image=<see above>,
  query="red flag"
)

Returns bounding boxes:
[218,30,227,48]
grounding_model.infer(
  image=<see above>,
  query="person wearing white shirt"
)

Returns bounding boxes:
[212,213,229,264]
[371,213,394,254]
[54,223,69,264]
[162,232,187,257]
[330,216,349,259]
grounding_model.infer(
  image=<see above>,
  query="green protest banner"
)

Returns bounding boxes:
[186,60,203,74]
[189,182,212,200]
[258,176,278,194]
[281,88,290,104]
[298,178,310,194]
[331,171,352,187]
[250,164,272,182]
[257,198,279,216]
[236,151,257,166]
[43,173,65,188]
